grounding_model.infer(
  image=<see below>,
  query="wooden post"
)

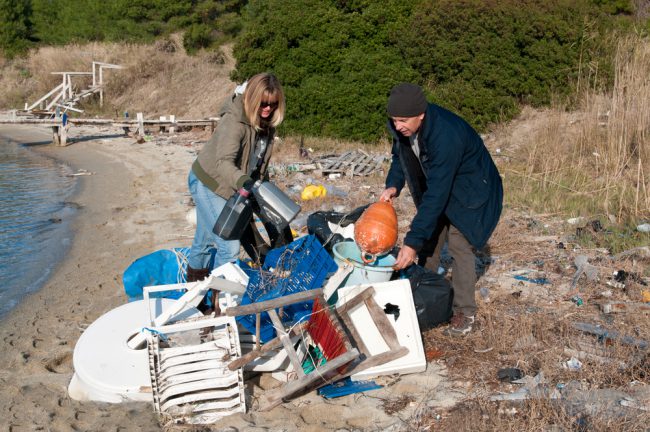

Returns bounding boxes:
[60,124,68,146]
[52,126,60,145]
[137,112,145,137]
[169,115,176,134]
[67,74,73,100]
[99,66,104,107]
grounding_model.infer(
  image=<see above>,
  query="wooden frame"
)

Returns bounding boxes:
[225,288,360,411]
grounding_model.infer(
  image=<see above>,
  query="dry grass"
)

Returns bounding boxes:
[0,35,235,119]
[501,34,650,225]
[412,207,650,431]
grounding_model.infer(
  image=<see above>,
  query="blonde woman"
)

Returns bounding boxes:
[186,73,287,298]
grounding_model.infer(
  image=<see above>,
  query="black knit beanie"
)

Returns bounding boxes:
[387,83,427,117]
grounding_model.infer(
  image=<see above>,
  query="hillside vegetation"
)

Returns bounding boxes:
[2,0,648,140]
[0,1,648,225]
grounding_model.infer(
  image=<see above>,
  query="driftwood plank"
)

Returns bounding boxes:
[268,309,306,377]
[225,288,322,316]
[258,349,359,411]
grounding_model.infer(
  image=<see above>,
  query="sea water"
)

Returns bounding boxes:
[0,137,77,320]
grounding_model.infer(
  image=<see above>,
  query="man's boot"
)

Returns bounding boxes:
[186,266,219,314]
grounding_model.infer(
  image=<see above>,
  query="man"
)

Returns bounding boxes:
[380,83,503,336]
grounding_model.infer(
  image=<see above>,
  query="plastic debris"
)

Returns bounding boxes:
[570,295,584,306]
[497,368,524,382]
[318,377,382,399]
[567,217,586,225]
[636,223,650,233]
[643,290,650,303]
[572,322,648,349]
[571,255,598,289]
[513,275,550,285]
[301,184,327,200]
[565,357,583,371]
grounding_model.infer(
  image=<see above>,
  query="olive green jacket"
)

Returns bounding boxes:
[192,94,275,198]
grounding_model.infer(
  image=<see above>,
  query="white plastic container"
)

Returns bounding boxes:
[332,241,395,286]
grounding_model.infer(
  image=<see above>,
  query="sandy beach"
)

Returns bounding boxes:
[0,124,461,432]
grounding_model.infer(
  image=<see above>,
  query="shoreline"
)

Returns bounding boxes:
[0,124,460,431]
[0,124,184,430]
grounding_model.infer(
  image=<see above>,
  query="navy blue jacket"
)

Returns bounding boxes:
[385,103,503,250]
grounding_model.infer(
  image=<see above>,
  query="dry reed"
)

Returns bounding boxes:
[504,34,650,224]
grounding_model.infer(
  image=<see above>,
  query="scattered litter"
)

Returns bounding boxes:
[601,301,650,314]
[301,184,327,200]
[513,275,550,285]
[571,255,598,289]
[316,149,386,177]
[567,217,586,225]
[318,377,382,399]
[497,368,524,382]
[570,295,584,306]
[564,357,583,371]
[606,280,626,289]
[572,322,649,349]
[612,269,647,286]
[636,223,650,233]
[479,287,490,302]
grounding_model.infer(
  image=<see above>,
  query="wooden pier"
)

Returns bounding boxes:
[0,111,217,146]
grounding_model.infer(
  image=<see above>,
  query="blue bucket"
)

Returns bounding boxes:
[332,241,396,287]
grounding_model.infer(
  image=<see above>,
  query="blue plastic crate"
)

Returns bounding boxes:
[237,235,338,342]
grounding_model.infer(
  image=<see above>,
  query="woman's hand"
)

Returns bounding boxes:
[380,187,397,203]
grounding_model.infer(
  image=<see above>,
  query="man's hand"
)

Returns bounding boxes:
[393,245,417,270]
[380,187,397,203]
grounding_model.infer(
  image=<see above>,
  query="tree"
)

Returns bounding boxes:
[0,0,32,58]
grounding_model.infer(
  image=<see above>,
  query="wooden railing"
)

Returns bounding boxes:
[0,112,217,146]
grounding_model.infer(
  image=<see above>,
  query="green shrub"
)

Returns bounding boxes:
[232,0,621,141]
[183,24,214,53]
[233,0,420,142]
[0,0,33,58]
[397,0,611,130]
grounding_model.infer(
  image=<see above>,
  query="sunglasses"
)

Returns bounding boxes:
[260,100,279,109]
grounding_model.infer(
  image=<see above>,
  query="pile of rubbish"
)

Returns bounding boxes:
[67,204,454,427]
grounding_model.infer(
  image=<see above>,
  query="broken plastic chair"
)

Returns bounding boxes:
[146,315,246,425]
[128,262,248,349]
[225,288,360,411]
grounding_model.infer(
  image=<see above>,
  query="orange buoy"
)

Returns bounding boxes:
[354,201,398,263]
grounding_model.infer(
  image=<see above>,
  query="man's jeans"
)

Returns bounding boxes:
[187,170,240,270]
[417,221,477,317]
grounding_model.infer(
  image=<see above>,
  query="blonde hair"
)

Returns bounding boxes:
[243,73,285,130]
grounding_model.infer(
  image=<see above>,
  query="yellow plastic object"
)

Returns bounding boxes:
[642,290,650,303]
[301,184,327,200]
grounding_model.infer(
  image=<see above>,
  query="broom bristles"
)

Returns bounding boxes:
[306,298,346,360]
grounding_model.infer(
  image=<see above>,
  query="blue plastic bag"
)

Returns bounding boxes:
[123,247,207,301]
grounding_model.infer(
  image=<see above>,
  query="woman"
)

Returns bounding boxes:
[186,73,287,295]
